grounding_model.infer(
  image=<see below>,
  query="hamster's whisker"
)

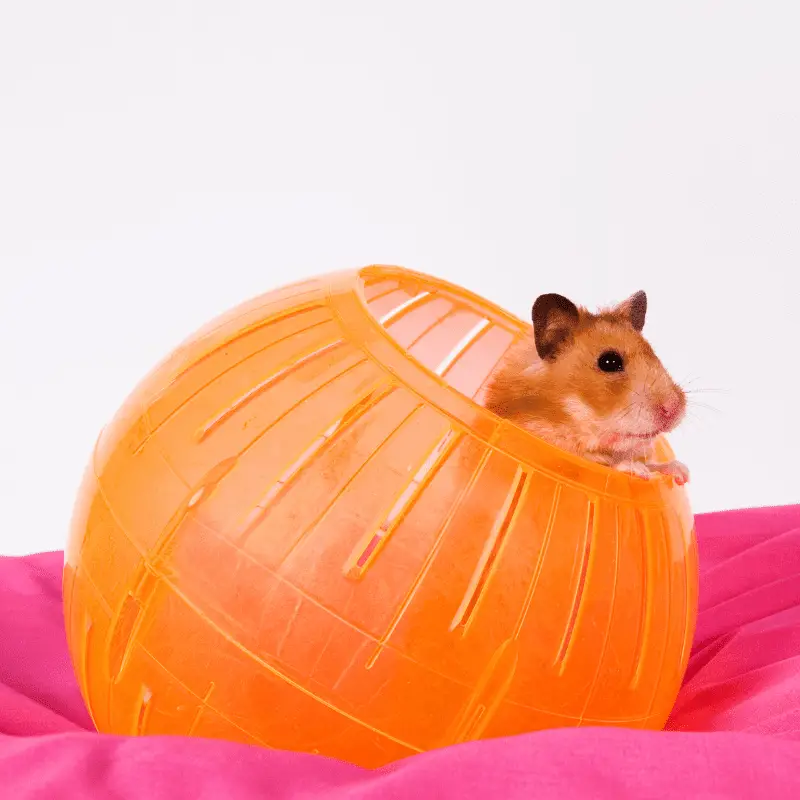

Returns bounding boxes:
[684,388,728,396]
[616,401,639,423]
[679,375,729,395]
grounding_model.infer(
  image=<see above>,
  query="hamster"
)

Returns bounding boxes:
[483,290,689,484]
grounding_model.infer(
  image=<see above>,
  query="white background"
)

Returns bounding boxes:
[2,2,798,556]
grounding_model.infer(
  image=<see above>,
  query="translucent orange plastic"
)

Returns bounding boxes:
[64,265,698,768]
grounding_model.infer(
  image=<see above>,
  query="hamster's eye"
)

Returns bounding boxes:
[597,349,624,373]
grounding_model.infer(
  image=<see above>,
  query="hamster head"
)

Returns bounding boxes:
[530,290,686,457]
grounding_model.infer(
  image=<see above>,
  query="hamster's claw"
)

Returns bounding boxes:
[614,460,652,480]
[647,460,691,485]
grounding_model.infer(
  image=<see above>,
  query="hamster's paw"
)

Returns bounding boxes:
[614,460,652,480]
[648,460,690,486]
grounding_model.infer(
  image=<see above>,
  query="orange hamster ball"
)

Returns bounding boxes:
[63,265,698,768]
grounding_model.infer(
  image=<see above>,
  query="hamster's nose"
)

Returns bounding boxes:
[655,396,685,428]
[656,404,673,425]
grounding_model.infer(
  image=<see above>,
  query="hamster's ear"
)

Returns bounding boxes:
[532,293,580,360]
[613,290,647,332]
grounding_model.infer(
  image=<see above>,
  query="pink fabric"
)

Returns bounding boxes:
[2,505,800,798]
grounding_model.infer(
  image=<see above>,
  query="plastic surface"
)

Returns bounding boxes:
[63,265,698,768]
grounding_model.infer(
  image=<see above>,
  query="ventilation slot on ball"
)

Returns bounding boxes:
[511,483,562,640]
[134,686,153,735]
[198,339,349,441]
[138,305,334,453]
[108,591,147,683]
[366,286,425,319]
[446,324,516,401]
[344,428,462,580]
[227,355,377,486]
[236,382,397,545]
[168,304,329,386]
[554,500,596,672]
[383,296,454,351]
[144,458,240,574]
[630,508,650,689]
[365,444,494,669]
[449,467,529,633]
[80,615,99,728]
[434,318,490,376]
[378,291,431,324]
[271,400,426,568]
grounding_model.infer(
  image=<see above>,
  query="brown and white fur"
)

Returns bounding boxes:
[483,291,689,484]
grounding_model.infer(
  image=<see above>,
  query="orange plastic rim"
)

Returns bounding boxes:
[64,265,698,768]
